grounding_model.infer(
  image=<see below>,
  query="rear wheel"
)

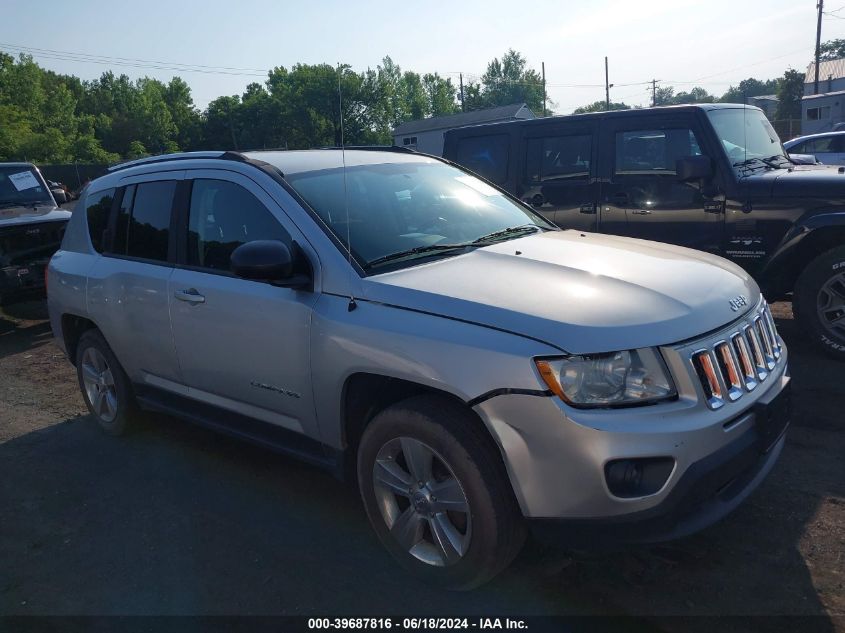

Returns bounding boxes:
[794,245,845,360]
[75,329,139,435]
[357,395,525,590]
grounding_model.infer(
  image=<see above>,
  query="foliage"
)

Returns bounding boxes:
[819,38,845,62]
[719,78,779,103]
[572,100,630,113]
[774,69,804,120]
[0,52,469,162]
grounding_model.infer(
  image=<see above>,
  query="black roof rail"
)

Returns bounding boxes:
[106,151,248,173]
[314,145,417,153]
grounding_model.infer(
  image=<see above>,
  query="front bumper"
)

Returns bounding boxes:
[473,350,790,540]
[0,263,48,304]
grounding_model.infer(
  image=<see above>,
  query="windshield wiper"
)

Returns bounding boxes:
[363,243,473,270]
[732,156,780,170]
[471,224,545,245]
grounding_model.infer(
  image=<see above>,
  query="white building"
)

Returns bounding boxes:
[802,59,845,134]
[392,103,535,156]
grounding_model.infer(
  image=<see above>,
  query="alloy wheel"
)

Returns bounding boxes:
[817,270,845,341]
[81,347,118,423]
[372,437,471,567]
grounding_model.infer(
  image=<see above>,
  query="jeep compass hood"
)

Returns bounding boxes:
[363,231,760,354]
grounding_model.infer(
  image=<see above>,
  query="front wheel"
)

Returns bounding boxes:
[794,245,845,360]
[357,395,525,590]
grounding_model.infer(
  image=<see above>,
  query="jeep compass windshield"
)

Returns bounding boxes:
[706,108,788,170]
[285,161,553,271]
[0,165,53,208]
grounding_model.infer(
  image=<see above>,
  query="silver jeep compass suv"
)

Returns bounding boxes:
[47,149,790,589]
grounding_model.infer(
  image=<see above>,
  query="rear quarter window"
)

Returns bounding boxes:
[455,134,510,184]
[85,189,115,253]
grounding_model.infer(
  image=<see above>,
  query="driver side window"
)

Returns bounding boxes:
[186,179,291,271]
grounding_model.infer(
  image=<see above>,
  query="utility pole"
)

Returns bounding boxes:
[815,0,824,94]
[459,73,465,112]
[542,62,547,117]
[651,78,660,107]
[605,56,610,111]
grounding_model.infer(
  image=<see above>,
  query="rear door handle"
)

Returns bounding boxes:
[174,288,205,304]
[579,202,596,214]
[630,209,652,215]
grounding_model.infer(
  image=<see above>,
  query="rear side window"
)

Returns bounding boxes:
[615,129,702,175]
[85,188,115,253]
[186,179,290,271]
[455,134,510,184]
[112,181,175,263]
[524,135,591,182]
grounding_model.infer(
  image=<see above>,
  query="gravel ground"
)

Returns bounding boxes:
[0,299,842,631]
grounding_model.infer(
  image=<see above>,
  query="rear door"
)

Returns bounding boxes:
[598,114,724,254]
[516,122,598,230]
[811,135,845,165]
[87,173,183,384]
[167,169,320,439]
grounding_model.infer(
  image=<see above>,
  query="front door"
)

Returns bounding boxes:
[516,123,598,231]
[167,170,319,438]
[599,119,724,254]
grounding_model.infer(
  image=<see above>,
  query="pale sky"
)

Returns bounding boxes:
[2,0,843,113]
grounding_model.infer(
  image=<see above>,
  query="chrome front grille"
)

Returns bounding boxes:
[691,303,783,410]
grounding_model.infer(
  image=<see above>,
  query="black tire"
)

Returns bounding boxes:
[357,394,525,590]
[794,245,845,361]
[75,329,140,435]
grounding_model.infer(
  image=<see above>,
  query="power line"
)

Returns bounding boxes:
[0,41,270,74]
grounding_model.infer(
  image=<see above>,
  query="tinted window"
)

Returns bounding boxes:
[85,188,115,253]
[187,179,290,271]
[525,135,591,182]
[455,135,509,184]
[615,129,702,175]
[806,136,840,152]
[111,181,175,262]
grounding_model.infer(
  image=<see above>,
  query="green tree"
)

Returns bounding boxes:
[819,39,845,61]
[720,78,779,103]
[775,69,805,120]
[474,49,545,113]
[573,100,630,113]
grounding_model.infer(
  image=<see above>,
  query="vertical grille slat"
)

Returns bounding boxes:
[691,302,782,409]
[715,341,743,401]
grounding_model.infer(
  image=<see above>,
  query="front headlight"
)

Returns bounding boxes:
[535,348,676,408]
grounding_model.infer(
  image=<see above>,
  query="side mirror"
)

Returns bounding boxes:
[230,240,310,288]
[51,188,67,205]
[676,156,713,182]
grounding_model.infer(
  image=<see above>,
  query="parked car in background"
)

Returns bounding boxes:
[443,104,845,360]
[0,163,71,305]
[48,149,790,589]
[783,131,845,165]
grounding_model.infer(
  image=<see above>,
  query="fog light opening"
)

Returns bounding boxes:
[605,457,675,499]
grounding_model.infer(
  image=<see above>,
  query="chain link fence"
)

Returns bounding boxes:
[771,119,802,141]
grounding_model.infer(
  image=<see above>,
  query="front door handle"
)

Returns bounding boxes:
[630,209,652,215]
[579,202,596,214]
[174,288,205,304]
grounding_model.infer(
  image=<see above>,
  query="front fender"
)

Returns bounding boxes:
[309,293,561,449]
[759,209,845,294]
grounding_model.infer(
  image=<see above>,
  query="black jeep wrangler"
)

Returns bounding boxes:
[443,104,845,360]
[0,163,71,305]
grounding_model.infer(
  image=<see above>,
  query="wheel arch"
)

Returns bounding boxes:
[761,217,845,297]
[339,372,506,483]
[60,313,101,366]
